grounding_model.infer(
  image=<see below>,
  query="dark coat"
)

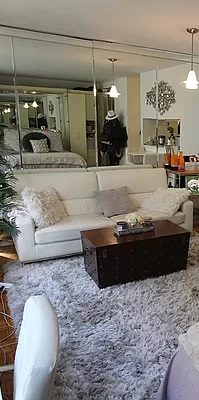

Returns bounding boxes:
[100,118,128,157]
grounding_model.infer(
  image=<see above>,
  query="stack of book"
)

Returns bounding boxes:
[114,222,154,237]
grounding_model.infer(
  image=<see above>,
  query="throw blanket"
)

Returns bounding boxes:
[8,151,87,169]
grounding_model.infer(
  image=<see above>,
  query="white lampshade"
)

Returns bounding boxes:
[185,70,199,89]
[24,102,29,109]
[93,84,97,97]
[107,85,120,98]
[32,100,38,108]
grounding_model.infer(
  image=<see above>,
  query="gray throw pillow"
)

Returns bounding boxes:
[96,186,135,217]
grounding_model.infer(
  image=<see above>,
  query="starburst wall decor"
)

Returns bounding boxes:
[145,80,176,115]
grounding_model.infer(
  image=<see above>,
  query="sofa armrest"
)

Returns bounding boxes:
[13,216,35,262]
[179,200,193,232]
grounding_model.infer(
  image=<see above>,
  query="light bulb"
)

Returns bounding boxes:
[32,100,38,108]
[185,70,199,89]
[107,85,120,98]
[93,84,97,97]
[7,107,10,113]
[24,102,29,109]
[4,108,8,113]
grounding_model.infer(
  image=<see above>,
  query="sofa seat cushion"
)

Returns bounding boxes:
[35,214,115,244]
[110,208,185,225]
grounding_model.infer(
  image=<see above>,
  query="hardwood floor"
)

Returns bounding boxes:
[0,220,199,398]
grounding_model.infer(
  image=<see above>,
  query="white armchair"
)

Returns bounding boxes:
[0,295,59,400]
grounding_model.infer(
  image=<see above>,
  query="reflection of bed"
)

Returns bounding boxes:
[14,151,87,169]
[4,128,87,169]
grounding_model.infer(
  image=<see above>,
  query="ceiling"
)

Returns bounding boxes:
[0,0,199,83]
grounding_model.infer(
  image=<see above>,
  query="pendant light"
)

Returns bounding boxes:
[184,28,199,89]
[107,58,120,98]
[24,102,29,109]
[32,100,38,108]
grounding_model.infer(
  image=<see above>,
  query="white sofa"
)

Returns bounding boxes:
[14,168,193,262]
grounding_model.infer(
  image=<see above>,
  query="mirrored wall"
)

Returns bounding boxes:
[0,28,196,169]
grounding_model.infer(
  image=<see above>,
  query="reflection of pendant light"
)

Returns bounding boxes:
[107,58,120,98]
[32,100,38,108]
[24,102,29,109]
[184,28,199,89]
[4,106,10,113]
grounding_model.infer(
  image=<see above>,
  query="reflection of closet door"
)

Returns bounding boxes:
[19,104,29,128]
[68,93,87,160]
[86,94,95,120]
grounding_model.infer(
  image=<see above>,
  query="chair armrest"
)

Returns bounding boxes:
[13,216,36,262]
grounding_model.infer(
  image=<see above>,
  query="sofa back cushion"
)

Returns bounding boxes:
[87,164,153,171]
[15,168,168,217]
[96,168,167,194]
[16,171,97,199]
[62,198,98,215]
[16,171,99,215]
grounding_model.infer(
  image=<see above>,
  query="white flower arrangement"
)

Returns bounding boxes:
[125,213,145,226]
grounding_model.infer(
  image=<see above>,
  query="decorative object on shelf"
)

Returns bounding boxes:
[106,58,120,98]
[163,145,171,169]
[48,100,54,115]
[145,80,176,115]
[183,28,199,89]
[178,151,185,171]
[170,146,179,170]
[188,154,199,170]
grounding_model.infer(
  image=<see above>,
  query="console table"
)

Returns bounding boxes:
[167,169,199,189]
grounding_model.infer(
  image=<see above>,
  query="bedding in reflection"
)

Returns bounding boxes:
[3,128,87,169]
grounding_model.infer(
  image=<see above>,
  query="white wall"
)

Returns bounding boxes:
[141,63,199,155]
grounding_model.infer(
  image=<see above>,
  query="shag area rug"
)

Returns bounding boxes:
[4,233,199,400]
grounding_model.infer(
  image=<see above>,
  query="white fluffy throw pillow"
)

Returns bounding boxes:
[21,186,67,228]
[141,188,190,216]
